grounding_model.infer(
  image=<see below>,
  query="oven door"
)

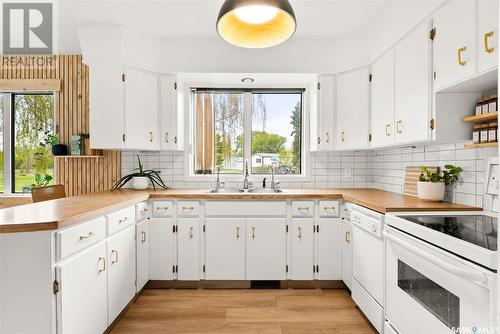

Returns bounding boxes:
[384,226,495,334]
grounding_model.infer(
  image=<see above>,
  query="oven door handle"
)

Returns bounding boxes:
[384,230,489,284]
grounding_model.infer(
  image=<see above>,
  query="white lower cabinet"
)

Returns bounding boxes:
[107,225,136,322]
[136,219,150,291]
[341,218,353,289]
[205,218,246,280]
[57,241,108,334]
[246,218,287,280]
[316,218,342,280]
[290,218,314,280]
[177,218,201,280]
[149,217,175,280]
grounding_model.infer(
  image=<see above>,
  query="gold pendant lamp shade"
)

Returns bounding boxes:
[216,0,297,49]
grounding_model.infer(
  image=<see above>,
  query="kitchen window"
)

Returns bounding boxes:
[192,89,304,176]
[0,92,55,194]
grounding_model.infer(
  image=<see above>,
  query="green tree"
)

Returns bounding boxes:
[290,102,301,172]
[251,131,286,154]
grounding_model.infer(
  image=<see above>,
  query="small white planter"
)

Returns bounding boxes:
[132,176,150,190]
[417,181,445,202]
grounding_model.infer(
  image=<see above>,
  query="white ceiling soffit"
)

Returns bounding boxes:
[58,0,388,52]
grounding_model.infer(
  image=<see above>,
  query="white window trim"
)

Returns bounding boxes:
[181,80,313,183]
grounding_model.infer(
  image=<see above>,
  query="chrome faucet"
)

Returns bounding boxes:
[271,166,280,190]
[243,160,250,189]
[215,166,225,190]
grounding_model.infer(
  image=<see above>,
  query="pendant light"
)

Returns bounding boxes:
[216,0,297,49]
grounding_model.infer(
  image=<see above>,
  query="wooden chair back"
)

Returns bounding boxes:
[31,184,66,203]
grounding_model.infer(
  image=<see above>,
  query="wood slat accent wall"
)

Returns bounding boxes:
[0,55,121,197]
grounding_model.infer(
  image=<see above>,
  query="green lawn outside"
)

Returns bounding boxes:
[0,169,54,193]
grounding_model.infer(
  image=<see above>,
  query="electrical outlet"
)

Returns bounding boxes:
[343,167,353,180]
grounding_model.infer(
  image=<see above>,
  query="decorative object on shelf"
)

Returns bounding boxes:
[80,133,103,156]
[70,134,83,155]
[216,0,296,49]
[417,165,463,202]
[112,155,169,190]
[41,132,67,156]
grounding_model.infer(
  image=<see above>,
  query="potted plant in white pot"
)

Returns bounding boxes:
[112,155,169,190]
[417,165,463,201]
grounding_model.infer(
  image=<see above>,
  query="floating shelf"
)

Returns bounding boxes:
[464,142,498,149]
[54,155,104,163]
[462,112,498,123]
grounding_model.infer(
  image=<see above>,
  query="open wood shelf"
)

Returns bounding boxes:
[54,155,103,158]
[462,111,498,123]
[463,142,498,149]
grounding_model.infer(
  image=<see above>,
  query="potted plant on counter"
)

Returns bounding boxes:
[112,155,170,190]
[418,165,463,201]
[41,132,67,156]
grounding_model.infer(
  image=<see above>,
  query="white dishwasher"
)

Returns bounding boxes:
[351,204,384,333]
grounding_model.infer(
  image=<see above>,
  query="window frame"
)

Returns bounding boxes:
[184,84,311,183]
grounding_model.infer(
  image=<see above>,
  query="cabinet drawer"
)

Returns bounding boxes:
[177,201,200,216]
[57,217,106,260]
[152,201,173,217]
[107,206,135,235]
[135,202,150,221]
[291,201,314,217]
[205,201,286,217]
[318,201,339,217]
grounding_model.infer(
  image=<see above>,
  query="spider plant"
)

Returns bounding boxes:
[112,155,170,190]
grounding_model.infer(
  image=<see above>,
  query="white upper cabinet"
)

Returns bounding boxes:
[478,0,498,73]
[433,0,476,90]
[315,75,335,151]
[160,75,184,151]
[89,64,125,150]
[335,68,370,150]
[370,49,395,148]
[394,20,432,145]
[124,67,160,150]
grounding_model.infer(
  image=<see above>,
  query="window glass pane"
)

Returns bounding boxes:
[0,95,3,193]
[193,91,244,174]
[251,93,302,174]
[13,94,54,193]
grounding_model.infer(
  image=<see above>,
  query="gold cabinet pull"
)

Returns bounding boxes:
[165,132,169,143]
[298,207,310,214]
[79,231,95,241]
[182,206,194,213]
[396,120,402,134]
[341,131,345,142]
[189,227,194,240]
[385,124,391,136]
[484,31,495,53]
[252,227,256,239]
[118,217,128,224]
[317,136,321,145]
[236,226,240,239]
[458,46,467,66]
[156,206,169,213]
[325,132,330,143]
[345,231,351,244]
[98,257,106,273]
[323,206,336,213]
[111,250,119,264]
[298,227,302,239]
[141,231,147,243]
[149,131,153,142]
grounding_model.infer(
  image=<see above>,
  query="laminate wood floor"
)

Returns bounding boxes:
[111,289,376,334]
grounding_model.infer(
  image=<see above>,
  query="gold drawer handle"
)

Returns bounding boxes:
[298,207,310,214]
[458,46,467,66]
[325,132,330,143]
[182,206,194,213]
[79,231,95,240]
[98,257,106,273]
[111,250,119,264]
[149,131,153,142]
[118,217,128,224]
[323,206,336,212]
[189,227,194,239]
[396,120,402,134]
[252,227,256,239]
[341,131,345,142]
[236,227,240,239]
[484,31,494,53]
[385,124,391,136]
[156,206,169,212]
[141,231,147,243]
[345,231,351,244]
[165,132,169,143]
[298,227,302,239]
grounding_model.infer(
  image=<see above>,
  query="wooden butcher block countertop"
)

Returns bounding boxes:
[0,188,481,233]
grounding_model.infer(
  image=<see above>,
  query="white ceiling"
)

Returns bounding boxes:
[57,0,389,53]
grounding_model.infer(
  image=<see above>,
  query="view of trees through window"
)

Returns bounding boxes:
[194,90,302,175]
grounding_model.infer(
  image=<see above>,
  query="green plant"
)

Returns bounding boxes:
[40,132,60,147]
[31,173,53,187]
[419,165,463,186]
[112,155,169,190]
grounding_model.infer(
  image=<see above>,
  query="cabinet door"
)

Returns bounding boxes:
[107,225,136,322]
[478,0,498,73]
[316,74,335,150]
[341,219,353,289]
[160,75,182,151]
[371,49,395,148]
[395,21,432,145]
[317,218,342,280]
[336,68,370,150]
[205,218,246,280]
[246,218,287,280]
[149,218,175,280]
[57,241,108,334]
[433,0,476,90]
[124,67,160,150]
[290,218,314,280]
[136,219,150,292]
[89,64,125,149]
[177,218,201,280]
